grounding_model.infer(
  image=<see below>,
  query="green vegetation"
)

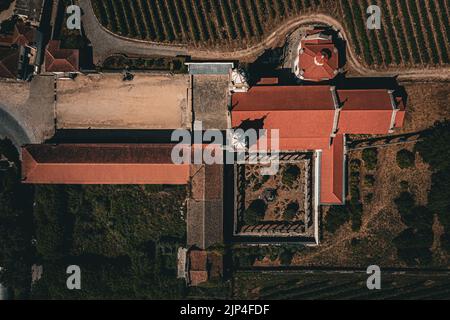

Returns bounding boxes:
[31,184,188,299]
[364,175,375,187]
[91,0,449,67]
[233,245,302,268]
[416,121,450,254]
[282,164,300,188]
[362,148,378,171]
[325,205,350,234]
[364,193,374,203]
[341,0,448,66]
[0,139,34,299]
[283,202,299,221]
[234,271,450,300]
[0,0,13,12]
[348,158,363,231]
[243,199,267,225]
[102,55,187,72]
[396,149,416,169]
[393,191,433,266]
[400,180,409,191]
[91,0,321,47]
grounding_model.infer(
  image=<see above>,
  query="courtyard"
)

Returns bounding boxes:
[234,153,316,239]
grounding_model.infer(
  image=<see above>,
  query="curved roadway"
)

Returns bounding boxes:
[0,107,31,148]
[79,0,450,81]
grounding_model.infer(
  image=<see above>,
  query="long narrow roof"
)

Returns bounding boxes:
[232,85,335,111]
[22,144,190,185]
[320,135,345,204]
[232,86,405,136]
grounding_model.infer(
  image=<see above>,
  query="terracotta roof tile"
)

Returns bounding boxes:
[45,40,79,72]
[299,36,339,81]
[0,47,19,78]
[231,85,406,205]
[22,144,190,185]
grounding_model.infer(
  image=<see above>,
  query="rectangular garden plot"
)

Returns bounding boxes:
[233,152,317,241]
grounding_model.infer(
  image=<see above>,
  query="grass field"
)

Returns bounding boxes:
[91,0,450,67]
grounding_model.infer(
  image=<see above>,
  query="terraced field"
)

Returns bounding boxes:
[90,0,450,68]
[90,0,331,47]
[341,0,450,66]
[234,271,450,300]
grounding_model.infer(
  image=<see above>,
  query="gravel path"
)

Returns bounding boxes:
[0,75,55,148]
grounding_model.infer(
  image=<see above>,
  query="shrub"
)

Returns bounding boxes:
[349,159,362,172]
[282,164,300,187]
[283,202,299,221]
[400,181,409,191]
[362,148,378,170]
[397,247,433,266]
[349,201,363,232]
[394,191,416,217]
[401,206,434,230]
[440,233,450,254]
[364,193,374,203]
[394,228,434,266]
[364,175,375,187]
[397,149,415,169]
[416,121,450,172]
[394,228,433,250]
[279,249,294,265]
[243,199,267,225]
[325,205,350,233]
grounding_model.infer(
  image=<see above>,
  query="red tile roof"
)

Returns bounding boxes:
[45,40,79,73]
[320,135,345,204]
[231,85,406,204]
[232,86,405,137]
[22,144,190,185]
[298,33,339,81]
[233,85,335,111]
[0,47,19,78]
[0,21,36,47]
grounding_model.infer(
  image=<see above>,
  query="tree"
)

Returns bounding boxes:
[279,249,294,265]
[400,180,409,190]
[362,148,378,170]
[364,175,375,187]
[243,199,266,225]
[440,233,450,254]
[401,206,434,231]
[416,121,450,172]
[0,1,13,14]
[349,201,363,232]
[282,165,300,187]
[394,192,416,217]
[396,149,415,169]
[325,205,350,234]
[0,139,34,297]
[283,202,299,221]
